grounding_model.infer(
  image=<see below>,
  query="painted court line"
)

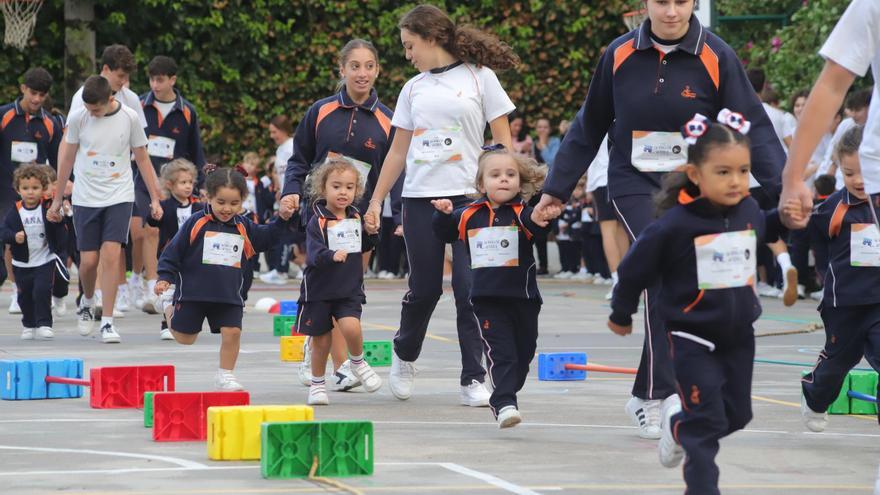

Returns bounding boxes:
[0,445,206,469]
[438,463,543,495]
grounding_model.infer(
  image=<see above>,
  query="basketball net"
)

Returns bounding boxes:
[1,0,43,50]
[622,9,647,31]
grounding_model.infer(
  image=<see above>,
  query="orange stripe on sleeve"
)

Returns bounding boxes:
[828,201,849,238]
[315,102,342,137]
[698,45,720,90]
[374,110,392,138]
[613,39,637,74]
[0,109,16,131]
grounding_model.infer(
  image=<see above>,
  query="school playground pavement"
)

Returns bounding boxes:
[1,279,878,495]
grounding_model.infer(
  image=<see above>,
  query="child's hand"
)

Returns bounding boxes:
[333,250,348,262]
[154,280,170,296]
[394,225,404,237]
[14,231,24,244]
[607,319,632,336]
[781,199,806,224]
[431,199,453,214]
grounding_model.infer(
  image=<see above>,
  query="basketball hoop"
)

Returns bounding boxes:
[0,0,43,50]
[622,9,647,31]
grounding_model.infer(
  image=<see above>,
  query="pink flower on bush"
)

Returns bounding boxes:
[771,36,782,53]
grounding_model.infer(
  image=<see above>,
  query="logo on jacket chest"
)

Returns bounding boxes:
[364,137,376,150]
[171,127,181,135]
[681,85,697,99]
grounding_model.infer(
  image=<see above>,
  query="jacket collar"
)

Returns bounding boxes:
[203,204,241,227]
[677,188,745,217]
[634,15,707,56]
[470,195,527,210]
[841,188,868,206]
[14,98,52,120]
[142,88,184,112]
[313,199,359,220]
[337,88,379,112]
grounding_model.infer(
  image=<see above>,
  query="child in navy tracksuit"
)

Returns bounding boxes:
[554,193,583,277]
[433,149,550,428]
[148,158,204,340]
[155,165,289,391]
[801,125,880,430]
[608,111,787,494]
[295,157,382,406]
[2,164,68,340]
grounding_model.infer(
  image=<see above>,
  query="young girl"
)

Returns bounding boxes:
[608,110,787,494]
[296,157,381,406]
[154,165,289,390]
[432,149,552,428]
[148,158,204,340]
[801,125,880,432]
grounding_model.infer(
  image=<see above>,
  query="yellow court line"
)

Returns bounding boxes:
[362,322,458,344]
[751,394,877,422]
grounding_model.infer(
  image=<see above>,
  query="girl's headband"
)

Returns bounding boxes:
[682,108,751,145]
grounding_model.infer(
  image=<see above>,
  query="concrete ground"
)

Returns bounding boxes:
[1,277,879,495]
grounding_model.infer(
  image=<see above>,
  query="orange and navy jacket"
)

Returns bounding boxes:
[807,188,880,308]
[609,190,782,349]
[157,205,289,306]
[0,99,63,200]
[544,15,784,202]
[1,198,68,263]
[433,195,550,302]
[300,200,378,302]
[282,89,394,214]
[139,89,206,187]
[146,196,205,253]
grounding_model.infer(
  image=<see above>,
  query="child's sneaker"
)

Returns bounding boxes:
[159,327,174,341]
[76,306,96,336]
[801,394,828,432]
[52,297,67,317]
[100,323,121,344]
[214,370,244,391]
[782,266,799,306]
[350,360,382,392]
[497,405,522,429]
[8,296,21,314]
[308,383,329,406]
[460,379,491,407]
[116,285,131,312]
[625,396,662,439]
[329,360,362,391]
[553,271,573,280]
[20,327,34,340]
[659,398,684,468]
[35,326,54,340]
[389,350,417,400]
[299,337,313,386]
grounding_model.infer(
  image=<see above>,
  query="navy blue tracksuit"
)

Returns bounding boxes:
[434,196,549,416]
[545,15,785,402]
[610,191,781,494]
[2,200,69,329]
[802,190,880,418]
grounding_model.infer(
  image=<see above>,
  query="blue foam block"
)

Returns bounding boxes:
[537,353,587,381]
[1,359,84,400]
[280,301,298,316]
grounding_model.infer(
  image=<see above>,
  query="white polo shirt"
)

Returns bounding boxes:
[65,102,148,207]
[819,0,880,193]
[392,63,515,198]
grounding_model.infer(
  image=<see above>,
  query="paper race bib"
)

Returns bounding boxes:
[327,218,362,254]
[11,141,38,163]
[202,231,244,268]
[85,152,126,179]
[468,226,519,268]
[850,223,880,267]
[147,135,175,159]
[411,126,464,166]
[694,230,756,289]
[326,152,371,188]
[176,205,193,227]
[631,131,688,172]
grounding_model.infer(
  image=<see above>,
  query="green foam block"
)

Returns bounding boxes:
[144,391,155,427]
[363,341,392,367]
[261,421,373,479]
[848,370,878,415]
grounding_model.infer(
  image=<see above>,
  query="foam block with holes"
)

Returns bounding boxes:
[152,391,250,441]
[207,405,313,460]
[261,421,373,478]
[537,353,587,381]
[1,359,84,400]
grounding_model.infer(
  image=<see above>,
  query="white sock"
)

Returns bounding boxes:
[776,252,793,273]
[218,367,234,375]
[129,272,142,286]
[81,296,94,307]
[611,271,619,284]
[100,316,113,328]
[53,296,64,305]
[147,279,157,294]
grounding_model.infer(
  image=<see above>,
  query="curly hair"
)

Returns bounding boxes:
[160,158,198,194]
[13,162,50,191]
[475,150,546,201]
[307,157,365,204]
[399,4,520,71]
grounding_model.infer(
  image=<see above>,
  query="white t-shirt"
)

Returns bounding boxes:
[154,99,176,119]
[12,205,52,268]
[762,103,793,153]
[65,103,148,207]
[586,135,610,192]
[274,137,293,187]
[819,0,880,193]
[69,85,147,129]
[817,117,856,189]
[392,63,515,197]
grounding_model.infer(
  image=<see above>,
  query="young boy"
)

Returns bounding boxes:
[48,75,163,344]
[3,164,68,340]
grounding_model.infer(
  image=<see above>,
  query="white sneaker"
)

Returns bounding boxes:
[112,307,125,318]
[141,292,159,315]
[364,269,378,279]
[756,282,781,298]
[52,297,67,317]
[116,286,131,312]
[100,323,121,344]
[377,270,396,280]
[782,267,799,306]
[461,379,491,407]
[259,269,287,285]
[389,351,416,400]
[625,396,662,439]
[159,327,174,341]
[350,360,382,392]
[20,327,34,340]
[810,289,824,302]
[299,337,313,386]
[659,398,684,468]
[605,281,617,301]
[497,405,522,429]
[329,360,362,391]
[308,383,329,405]
[8,296,21,314]
[76,306,96,336]
[801,394,828,432]
[214,370,244,391]
[572,270,593,282]
[129,280,145,310]
[553,271,573,279]
[35,326,54,340]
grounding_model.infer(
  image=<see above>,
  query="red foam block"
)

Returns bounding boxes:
[152,391,250,441]
[269,302,280,314]
[89,365,175,409]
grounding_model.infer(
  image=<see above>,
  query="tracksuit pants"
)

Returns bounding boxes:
[612,193,675,400]
[670,332,755,495]
[13,261,56,329]
[472,297,540,416]
[396,196,485,386]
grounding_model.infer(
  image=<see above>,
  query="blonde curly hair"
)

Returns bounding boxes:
[307,157,365,204]
[475,150,546,201]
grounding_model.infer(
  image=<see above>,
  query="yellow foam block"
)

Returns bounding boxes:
[280,335,306,362]
[207,405,314,460]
